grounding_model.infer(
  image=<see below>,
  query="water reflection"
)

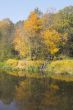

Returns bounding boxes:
[0,71,73,110]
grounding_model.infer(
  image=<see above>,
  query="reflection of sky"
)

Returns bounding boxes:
[0,100,17,110]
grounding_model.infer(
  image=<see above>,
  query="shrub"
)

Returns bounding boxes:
[6,59,18,67]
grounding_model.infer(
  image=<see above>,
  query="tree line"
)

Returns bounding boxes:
[0,6,73,61]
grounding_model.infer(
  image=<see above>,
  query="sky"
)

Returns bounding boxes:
[0,0,73,23]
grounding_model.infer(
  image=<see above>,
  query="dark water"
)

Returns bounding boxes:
[0,71,73,110]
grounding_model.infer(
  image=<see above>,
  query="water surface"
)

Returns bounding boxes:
[0,71,73,110]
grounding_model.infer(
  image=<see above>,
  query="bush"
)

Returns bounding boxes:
[6,59,18,67]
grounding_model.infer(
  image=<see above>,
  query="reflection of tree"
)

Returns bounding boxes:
[0,71,73,110]
[15,78,58,110]
[0,71,20,105]
[15,78,73,110]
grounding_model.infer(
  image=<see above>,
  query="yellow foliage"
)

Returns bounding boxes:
[50,84,59,90]
[13,29,29,57]
[6,59,18,67]
[42,29,61,55]
[23,11,44,59]
[47,60,73,75]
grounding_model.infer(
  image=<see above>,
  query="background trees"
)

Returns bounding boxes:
[0,19,14,61]
[0,6,73,61]
[53,6,73,56]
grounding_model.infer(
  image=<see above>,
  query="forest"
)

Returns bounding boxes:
[0,6,73,77]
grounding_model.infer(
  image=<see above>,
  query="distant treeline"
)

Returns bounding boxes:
[0,6,73,61]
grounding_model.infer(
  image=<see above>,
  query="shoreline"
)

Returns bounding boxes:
[0,59,73,81]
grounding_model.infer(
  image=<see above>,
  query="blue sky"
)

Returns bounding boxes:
[0,0,73,23]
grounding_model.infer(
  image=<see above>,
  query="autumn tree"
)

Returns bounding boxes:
[13,28,29,58]
[0,6,72,61]
[23,11,47,60]
[42,29,61,57]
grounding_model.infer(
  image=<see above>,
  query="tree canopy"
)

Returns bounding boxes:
[0,6,73,61]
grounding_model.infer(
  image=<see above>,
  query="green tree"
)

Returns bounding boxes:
[53,6,73,56]
[0,19,14,61]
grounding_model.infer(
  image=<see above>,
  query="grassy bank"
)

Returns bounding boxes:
[46,60,73,75]
[0,59,73,81]
[0,59,46,72]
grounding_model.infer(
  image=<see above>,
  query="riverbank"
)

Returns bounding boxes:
[45,59,73,75]
[0,59,46,72]
[0,59,73,81]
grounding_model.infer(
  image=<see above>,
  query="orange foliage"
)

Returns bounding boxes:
[24,11,43,34]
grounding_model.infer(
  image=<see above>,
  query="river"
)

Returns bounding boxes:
[0,71,73,110]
